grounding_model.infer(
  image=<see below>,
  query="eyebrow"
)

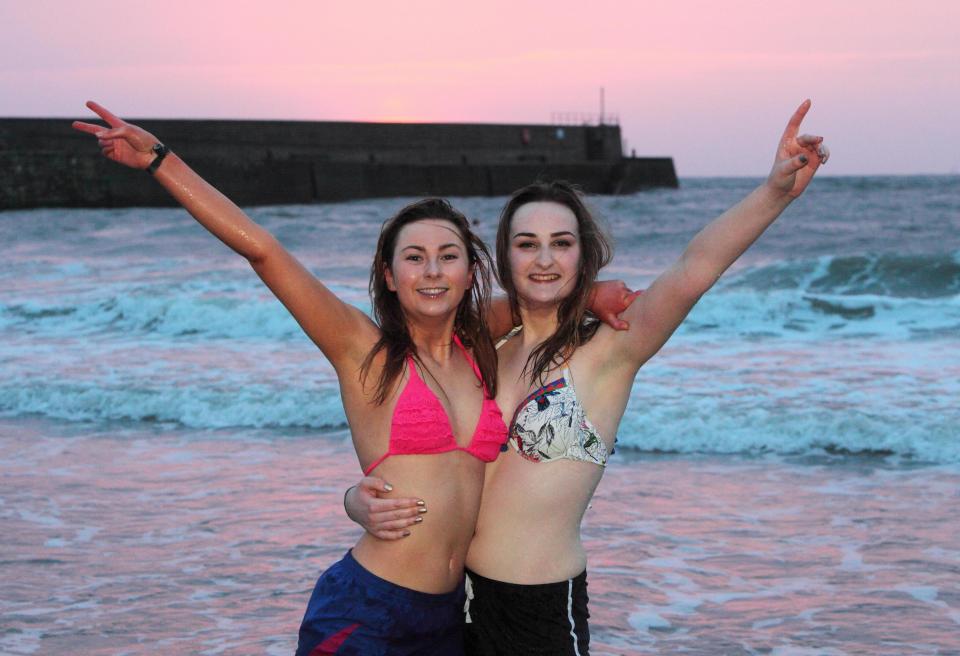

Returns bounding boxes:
[400,243,463,252]
[512,231,577,239]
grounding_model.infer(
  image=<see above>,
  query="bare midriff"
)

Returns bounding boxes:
[466,449,604,584]
[352,450,485,594]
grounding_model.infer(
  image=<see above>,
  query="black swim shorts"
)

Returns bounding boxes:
[462,568,590,656]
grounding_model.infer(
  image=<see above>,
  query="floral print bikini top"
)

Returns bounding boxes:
[497,326,614,467]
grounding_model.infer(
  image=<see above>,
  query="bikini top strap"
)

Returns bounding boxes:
[495,325,523,350]
[452,333,483,382]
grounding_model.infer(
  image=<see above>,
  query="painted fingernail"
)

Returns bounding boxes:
[402,530,411,537]
[414,517,423,523]
[383,483,393,492]
[418,507,428,514]
[416,499,425,506]
[799,155,808,164]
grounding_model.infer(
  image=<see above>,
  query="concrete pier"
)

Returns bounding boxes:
[0,118,677,209]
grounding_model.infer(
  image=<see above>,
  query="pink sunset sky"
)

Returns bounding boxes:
[2,0,957,176]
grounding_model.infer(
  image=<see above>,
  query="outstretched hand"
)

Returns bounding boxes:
[72,101,160,170]
[767,99,829,199]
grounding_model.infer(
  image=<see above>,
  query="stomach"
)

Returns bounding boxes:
[466,450,603,583]
[351,450,485,594]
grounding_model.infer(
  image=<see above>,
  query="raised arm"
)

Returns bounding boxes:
[609,100,828,369]
[72,101,378,370]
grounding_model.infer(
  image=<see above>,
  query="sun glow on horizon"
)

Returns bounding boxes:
[2,0,958,174]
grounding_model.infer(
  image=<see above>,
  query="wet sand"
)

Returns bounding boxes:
[2,418,958,655]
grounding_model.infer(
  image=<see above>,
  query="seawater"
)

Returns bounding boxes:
[2,175,960,654]
[3,176,958,461]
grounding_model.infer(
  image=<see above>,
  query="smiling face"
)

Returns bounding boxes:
[384,218,473,321]
[508,201,582,310]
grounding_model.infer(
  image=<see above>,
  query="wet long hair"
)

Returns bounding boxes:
[495,180,612,383]
[361,198,498,404]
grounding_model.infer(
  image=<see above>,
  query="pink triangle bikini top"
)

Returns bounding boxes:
[363,334,508,476]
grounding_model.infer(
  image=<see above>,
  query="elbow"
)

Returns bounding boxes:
[245,233,279,266]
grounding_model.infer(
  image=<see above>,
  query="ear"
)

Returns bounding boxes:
[384,265,397,292]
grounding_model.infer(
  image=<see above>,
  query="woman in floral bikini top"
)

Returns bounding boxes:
[349,101,829,655]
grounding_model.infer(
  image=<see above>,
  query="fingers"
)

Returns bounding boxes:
[625,288,643,304]
[597,310,629,331]
[368,496,425,514]
[372,527,414,540]
[780,153,810,175]
[779,99,811,144]
[818,143,830,165]
[371,506,426,523]
[369,503,428,540]
[98,126,130,140]
[796,134,823,147]
[608,288,642,330]
[86,100,125,128]
[72,120,104,136]
[358,476,394,494]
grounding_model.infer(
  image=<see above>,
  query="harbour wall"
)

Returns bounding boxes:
[1,118,677,209]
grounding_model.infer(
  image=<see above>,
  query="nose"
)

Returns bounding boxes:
[535,246,552,268]
[424,256,441,277]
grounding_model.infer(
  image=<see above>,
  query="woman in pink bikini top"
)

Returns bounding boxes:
[363,332,506,477]
[73,99,513,654]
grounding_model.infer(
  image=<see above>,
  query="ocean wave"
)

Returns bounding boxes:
[678,253,960,340]
[4,380,957,464]
[616,404,959,464]
[0,383,348,431]
[4,253,957,343]
[1,281,371,340]
[727,252,960,298]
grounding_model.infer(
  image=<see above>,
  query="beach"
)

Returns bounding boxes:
[2,176,959,653]
[3,418,958,654]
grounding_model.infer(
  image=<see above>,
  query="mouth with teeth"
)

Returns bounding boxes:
[417,287,449,298]
[528,273,561,283]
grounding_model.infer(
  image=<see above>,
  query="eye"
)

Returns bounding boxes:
[552,239,573,248]
[515,241,537,249]
[405,254,422,262]
[441,253,460,261]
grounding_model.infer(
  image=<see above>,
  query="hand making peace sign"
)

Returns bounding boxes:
[72,101,161,171]
[767,99,830,199]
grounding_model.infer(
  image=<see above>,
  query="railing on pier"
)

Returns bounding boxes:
[550,112,620,126]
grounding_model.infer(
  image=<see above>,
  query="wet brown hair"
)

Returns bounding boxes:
[361,198,497,404]
[495,180,612,383]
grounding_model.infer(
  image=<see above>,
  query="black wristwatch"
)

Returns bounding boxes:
[146,142,169,175]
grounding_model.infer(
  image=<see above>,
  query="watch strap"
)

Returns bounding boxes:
[146,142,169,175]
